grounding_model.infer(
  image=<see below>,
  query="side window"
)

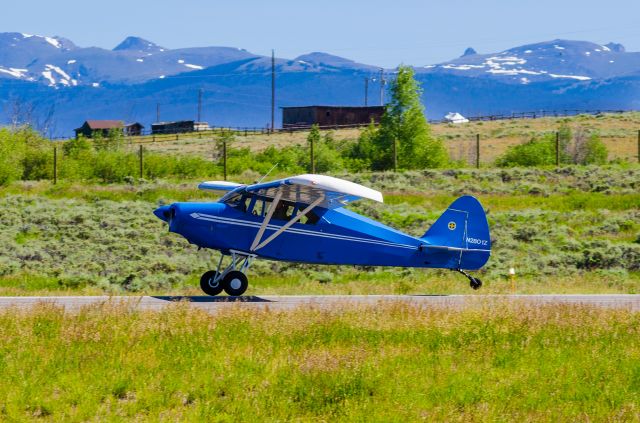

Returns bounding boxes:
[243,197,252,213]
[301,210,320,225]
[253,199,270,217]
[272,201,296,221]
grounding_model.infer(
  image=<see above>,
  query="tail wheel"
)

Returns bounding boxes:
[470,277,482,290]
[200,271,224,296]
[223,271,248,296]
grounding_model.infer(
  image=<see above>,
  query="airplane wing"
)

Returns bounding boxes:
[198,181,244,192]
[244,174,383,209]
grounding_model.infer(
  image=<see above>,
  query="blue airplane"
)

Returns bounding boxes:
[154,174,491,296]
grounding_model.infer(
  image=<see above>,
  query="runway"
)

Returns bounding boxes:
[0,294,639,312]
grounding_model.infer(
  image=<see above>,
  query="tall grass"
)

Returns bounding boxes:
[0,303,638,421]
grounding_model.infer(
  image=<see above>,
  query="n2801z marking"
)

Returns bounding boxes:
[467,237,489,246]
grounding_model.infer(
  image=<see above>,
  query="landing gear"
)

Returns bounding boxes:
[222,271,248,296]
[454,269,483,290]
[200,271,223,296]
[200,250,255,297]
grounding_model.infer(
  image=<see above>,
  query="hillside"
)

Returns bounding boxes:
[128,112,640,164]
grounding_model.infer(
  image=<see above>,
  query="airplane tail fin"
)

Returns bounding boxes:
[420,195,491,270]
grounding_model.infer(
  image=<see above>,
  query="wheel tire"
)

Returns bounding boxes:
[200,271,224,296]
[223,271,248,296]
[470,277,482,290]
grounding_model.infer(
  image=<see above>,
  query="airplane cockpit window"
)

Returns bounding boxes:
[224,193,243,208]
[271,201,296,221]
[298,210,320,225]
[240,196,320,224]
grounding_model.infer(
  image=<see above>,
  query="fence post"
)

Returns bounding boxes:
[223,140,227,181]
[310,136,315,173]
[392,138,397,172]
[475,134,480,168]
[53,146,57,185]
[139,145,143,179]
[555,132,560,166]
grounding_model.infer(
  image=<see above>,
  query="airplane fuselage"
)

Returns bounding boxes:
[160,201,484,270]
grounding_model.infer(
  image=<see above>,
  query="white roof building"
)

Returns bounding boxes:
[444,112,469,124]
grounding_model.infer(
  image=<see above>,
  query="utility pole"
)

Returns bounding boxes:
[156,103,160,122]
[271,49,275,133]
[364,77,369,106]
[379,69,385,106]
[197,88,203,122]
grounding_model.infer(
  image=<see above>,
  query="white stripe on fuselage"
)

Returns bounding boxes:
[189,212,418,250]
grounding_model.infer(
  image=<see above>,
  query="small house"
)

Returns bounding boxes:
[194,122,210,132]
[75,120,124,138]
[125,122,144,136]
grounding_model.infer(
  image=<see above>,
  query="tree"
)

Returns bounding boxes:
[373,65,448,169]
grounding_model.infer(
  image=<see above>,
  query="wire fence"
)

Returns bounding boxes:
[48,109,636,143]
[47,128,640,185]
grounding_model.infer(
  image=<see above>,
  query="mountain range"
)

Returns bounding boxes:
[0,33,639,136]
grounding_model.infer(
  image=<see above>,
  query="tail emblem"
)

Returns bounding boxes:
[448,222,457,230]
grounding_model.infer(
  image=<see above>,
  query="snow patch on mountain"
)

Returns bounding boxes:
[184,64,203,70]
[0,66,28,78]
[549,73,591,81]
[20,33,61,48]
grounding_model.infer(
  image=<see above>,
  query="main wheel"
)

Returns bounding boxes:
[200,271,224,296]
[222,271,248,296]
[470,277,482,290]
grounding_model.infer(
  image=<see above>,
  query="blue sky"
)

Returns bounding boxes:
[2,0,639,67]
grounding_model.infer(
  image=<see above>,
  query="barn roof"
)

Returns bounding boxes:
[84,120,125,129]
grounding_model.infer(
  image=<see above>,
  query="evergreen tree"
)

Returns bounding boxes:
[373,65,448,169]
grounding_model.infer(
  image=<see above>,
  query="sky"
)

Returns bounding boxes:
[1,0,639,67]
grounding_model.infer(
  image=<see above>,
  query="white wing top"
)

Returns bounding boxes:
[199,174,383,209]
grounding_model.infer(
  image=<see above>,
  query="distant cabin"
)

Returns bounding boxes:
[282,106,385,129]
[75,120,124,138]
[75,120,144,138]
[194,122,210,132]
[151,120,196,135]
[125,122,144,136]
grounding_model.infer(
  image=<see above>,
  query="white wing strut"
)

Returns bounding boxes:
[250,190,282,251]
[252,195,324,252]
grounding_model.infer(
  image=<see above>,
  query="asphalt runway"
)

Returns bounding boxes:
[0,294,639,312]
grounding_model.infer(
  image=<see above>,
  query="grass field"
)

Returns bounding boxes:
[0,167,638,296]
[0,302,638,421]
[127,112,640,164]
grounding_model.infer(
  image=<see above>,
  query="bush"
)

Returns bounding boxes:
[497,127,609,167]
[496,134,557,167]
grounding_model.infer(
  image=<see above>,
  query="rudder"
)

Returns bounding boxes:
[421,195,491,270]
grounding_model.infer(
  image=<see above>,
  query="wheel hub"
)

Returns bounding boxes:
[229,278,242,290]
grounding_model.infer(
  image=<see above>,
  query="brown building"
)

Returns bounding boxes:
[282,106,385,128]
[151,120,195,135]
[75,120,124,138]
[125,122,145,136]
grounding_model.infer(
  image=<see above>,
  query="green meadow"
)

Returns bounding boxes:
[0,302,638,421]
[0,166,638,295]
